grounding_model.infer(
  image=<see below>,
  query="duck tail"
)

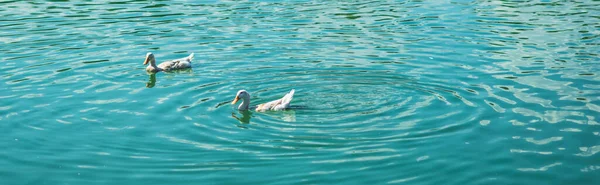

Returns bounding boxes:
[281,89,295,106]
[187,53,195,62]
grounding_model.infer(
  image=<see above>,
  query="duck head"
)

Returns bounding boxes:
[143,52,156,66]
[232,90,251,110]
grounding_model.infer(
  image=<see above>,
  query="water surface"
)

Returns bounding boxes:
[1,1,599,184]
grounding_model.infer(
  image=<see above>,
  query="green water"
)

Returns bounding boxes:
[1,1,599,184]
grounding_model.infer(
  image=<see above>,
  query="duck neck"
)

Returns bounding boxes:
[146,59,160,72]
[150,59,158,68]
[238,97,250,111]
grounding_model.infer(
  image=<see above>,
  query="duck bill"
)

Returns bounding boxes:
[231,96,240,104]
[143,56,150,65]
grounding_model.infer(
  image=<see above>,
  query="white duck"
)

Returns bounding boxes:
[232,89,295,111]
[143,52,194,73]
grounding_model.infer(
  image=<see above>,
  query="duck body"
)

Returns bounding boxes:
[144,52,194,73]
[232,89,295,112]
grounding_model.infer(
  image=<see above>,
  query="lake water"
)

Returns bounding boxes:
[1,1,599,184]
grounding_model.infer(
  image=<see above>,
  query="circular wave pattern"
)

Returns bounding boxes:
[1,1,599,185]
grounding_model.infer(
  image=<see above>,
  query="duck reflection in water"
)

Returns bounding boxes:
[145,68,194,88]
[146,73,157,88]
[231,109,297,124]
[272,110,296,122]
[231,111,253,124]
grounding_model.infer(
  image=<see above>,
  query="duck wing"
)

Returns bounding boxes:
[255,89,295,111]
[158,53,194,71]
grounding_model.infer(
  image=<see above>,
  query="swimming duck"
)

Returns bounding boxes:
[143,52,194,73]
[232,89,295,111]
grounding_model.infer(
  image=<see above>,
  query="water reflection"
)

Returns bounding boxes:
[145,68,194,88]
[146,73,157,88]
[268,110,297,122]
[232,111,252,124]
[167,68,193,74]
[231,110,297,124]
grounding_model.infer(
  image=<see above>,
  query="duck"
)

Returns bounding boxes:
[232,89,295,111]
[143,52,194,73]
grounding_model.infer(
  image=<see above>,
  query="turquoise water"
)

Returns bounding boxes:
[1,0,599,184]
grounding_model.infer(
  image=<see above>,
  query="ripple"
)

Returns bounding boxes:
[575,146,600,157]
[84,98,128,105]
[1,0,599,184]
[518,162,563,172]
